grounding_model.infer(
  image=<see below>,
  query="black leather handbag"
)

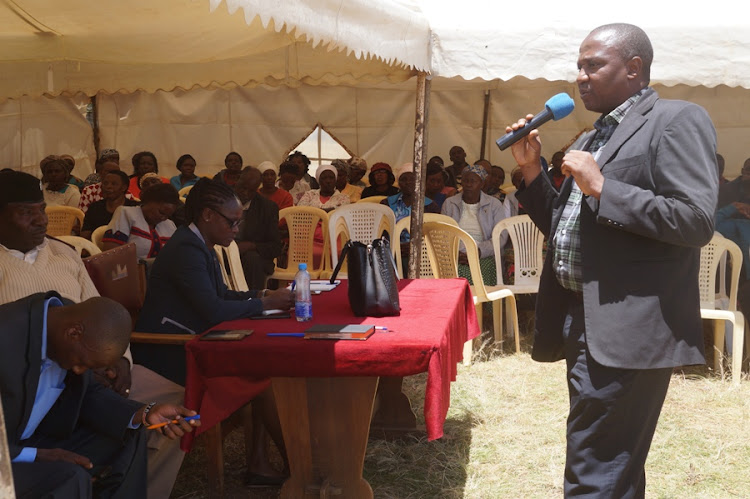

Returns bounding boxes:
[330,236,400,317]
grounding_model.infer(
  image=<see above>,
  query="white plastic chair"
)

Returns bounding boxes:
[91,225,107,250]
[699,233,745,384]
[356,195,387,204]
[57,235,102,256]
[422,221,520,365]
[492,215,545,335]
[214,240,250,292]
[326,203,396,277]
[45,205,84,236]
[178,185,194,202]
[271,206,329,281]
[393,213,457,278]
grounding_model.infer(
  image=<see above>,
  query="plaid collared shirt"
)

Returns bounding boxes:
[551,89,646,292]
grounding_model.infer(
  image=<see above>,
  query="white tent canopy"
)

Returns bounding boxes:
[3,0,750,177]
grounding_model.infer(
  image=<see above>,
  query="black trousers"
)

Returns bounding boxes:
[13,461,92,499]
[563,301,672,498]
[20,424,147,499]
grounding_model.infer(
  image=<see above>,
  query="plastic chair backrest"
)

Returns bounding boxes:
[91,225,107,250]
[178,185,193,202]
[45,206,84,236]
[214,241,249,292]
[422,221,490,302]
[491,215,544,288]
[357,195,387,204]
[699,232,742,311]
[277,206,329,278]
[328,203,395,270]
[57,235,102,257]
[393,214,458,278]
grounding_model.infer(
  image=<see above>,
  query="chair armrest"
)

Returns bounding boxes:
[130,332,195,344]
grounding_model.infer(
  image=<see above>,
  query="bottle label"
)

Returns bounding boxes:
[295,301,312,321]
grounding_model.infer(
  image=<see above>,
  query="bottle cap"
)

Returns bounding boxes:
[298,263,307,270]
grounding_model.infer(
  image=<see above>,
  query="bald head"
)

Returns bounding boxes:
[235,167,262,204]
[589,23,653,83]
[47,297,132,372]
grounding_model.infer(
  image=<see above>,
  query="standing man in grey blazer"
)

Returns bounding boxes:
[508,24,718,497]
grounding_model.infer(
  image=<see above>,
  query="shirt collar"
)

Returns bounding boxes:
[594,88,647,131]
[0,238,47,263]
[42,296,64,362]
[188,223,205,244]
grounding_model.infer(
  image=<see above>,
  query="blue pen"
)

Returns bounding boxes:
[267,332,305,337]
[375,326,392,332]
[147,414,200,430]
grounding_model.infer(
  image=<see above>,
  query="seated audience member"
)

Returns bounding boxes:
[235,167,283,289]
[84,148,120,187]
[81,170,137,240]
[78,160,130,213]
[257,160,294,210]
[277,160,309,204]
[425,161,450,211]
[445,146,470,190]
[381,163,440,270]
[41,156,81,208]
[442,164,509,285]
[2,293,198,499]
[333,159,363,203]
[135,177,293,484]
[503,167,525,217]
[547,151,566,190]
[715,202,750,280]
[170,154,199,191]
[288,150,317,189]
[0,169,189,499]
[483,164,508,202]
[128,151,168,199]
[214,151,243,187]
[717,153,729,185]
[297,164,351,212]
[348,156,369,188]
[103,183,179,259]
[361,162,399,198]
[718,158,750,209]
[60,154,84,190]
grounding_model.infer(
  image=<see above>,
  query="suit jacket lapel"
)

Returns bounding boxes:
[20,296,46,438]
[596,89,658,170]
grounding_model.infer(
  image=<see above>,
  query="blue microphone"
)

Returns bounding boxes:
[495,93,575,151]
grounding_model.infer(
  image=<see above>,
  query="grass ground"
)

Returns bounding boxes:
[173,318,750,498]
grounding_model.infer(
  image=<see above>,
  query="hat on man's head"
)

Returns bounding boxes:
[370,162,392,174]
[462,163,489,181]
[99,148,119,160]
[397,163,414,179]
[0,170,43,205]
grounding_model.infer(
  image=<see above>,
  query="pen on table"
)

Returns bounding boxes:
[375,326,392,332]
[147,414,200,430]
[267,332,305,337]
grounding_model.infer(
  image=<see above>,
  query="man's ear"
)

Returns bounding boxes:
[626,56,643,80]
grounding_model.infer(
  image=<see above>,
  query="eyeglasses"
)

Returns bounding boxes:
[211,208,242,229]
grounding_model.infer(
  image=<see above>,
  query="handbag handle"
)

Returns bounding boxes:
[329,240,352,283]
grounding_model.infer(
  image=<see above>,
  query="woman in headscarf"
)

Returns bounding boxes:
[441,164,510,285]
[360,162,399,198]
[41,156,81,208]
[332,159,362,203]
[257,160,293,210]
[296,164,350,212]
[277,160,310,205]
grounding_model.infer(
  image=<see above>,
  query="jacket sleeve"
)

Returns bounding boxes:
[592,104,718,248]
[516,170,559,238]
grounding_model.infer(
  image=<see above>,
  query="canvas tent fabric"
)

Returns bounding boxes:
[4,0,750,177]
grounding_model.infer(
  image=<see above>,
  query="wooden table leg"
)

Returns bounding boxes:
[370,376,420,439]
[203,422,224,498]
[272,377,378,499]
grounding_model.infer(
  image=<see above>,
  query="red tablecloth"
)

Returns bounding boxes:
[182,278,479,451]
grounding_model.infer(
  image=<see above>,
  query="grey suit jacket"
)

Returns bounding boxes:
[518,88,718,369]
[0,291,141,459]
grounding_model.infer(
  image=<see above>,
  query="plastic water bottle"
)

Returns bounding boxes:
[294,263,313,322]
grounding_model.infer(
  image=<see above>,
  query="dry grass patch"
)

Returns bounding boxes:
[174,349,750,498]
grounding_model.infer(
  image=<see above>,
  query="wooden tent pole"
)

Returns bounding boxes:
[408,72,431,279]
